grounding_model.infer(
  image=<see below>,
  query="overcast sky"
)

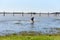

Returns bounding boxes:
[0,0,60,13]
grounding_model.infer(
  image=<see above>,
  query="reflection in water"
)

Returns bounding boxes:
[30,23,34,29]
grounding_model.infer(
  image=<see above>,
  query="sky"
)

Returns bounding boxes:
[0,0,60,13]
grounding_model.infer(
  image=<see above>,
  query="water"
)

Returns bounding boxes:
[0,14,60,35]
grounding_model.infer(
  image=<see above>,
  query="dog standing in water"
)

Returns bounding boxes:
[31,17,34,24]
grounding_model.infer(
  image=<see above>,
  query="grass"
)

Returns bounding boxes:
[0,34,60,40]
[0,31,60,40]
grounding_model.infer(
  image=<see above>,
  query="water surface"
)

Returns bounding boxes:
[0,15,60,35]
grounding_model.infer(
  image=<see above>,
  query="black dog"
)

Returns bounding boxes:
[31,17,34,23]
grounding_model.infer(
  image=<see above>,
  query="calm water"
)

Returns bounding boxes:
[0,14,60,35]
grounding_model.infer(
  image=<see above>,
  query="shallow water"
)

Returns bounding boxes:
[0,15,60,35]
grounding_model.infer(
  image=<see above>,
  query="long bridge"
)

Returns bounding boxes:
[0,12,60,16]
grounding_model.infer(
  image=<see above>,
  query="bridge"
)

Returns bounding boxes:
[0,12,60,17]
